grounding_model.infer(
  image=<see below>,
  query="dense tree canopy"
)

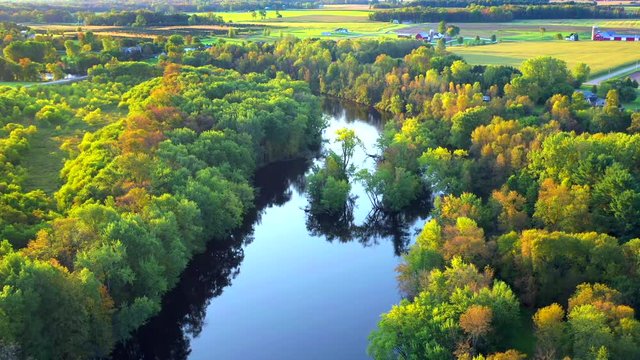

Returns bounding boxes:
[0,26,638,360]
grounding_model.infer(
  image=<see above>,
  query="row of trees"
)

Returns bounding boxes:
[370,4,636,23]
[377,0,550,8]
[82,10,224,27]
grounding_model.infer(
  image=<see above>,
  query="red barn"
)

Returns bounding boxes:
[592,26,640,41]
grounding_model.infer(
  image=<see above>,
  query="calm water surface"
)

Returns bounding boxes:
[113,99,430,360]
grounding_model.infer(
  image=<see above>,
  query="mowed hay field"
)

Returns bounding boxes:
[203,9,405,40]
[451,41,640,74]
[217,9,373,23]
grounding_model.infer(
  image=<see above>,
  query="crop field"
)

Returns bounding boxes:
[451,40,640,74]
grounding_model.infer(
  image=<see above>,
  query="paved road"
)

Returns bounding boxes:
[584,63,640,86]
[26,75,88,87]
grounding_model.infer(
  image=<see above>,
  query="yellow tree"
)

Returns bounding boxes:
[460,305,493,352]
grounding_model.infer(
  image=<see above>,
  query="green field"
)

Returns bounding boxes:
[218,9,373,23]
[203,8,408,41]
[0,81,38,87]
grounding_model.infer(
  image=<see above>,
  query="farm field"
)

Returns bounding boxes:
[451,40,640,74]
[31,8,406,41]
[206,8,407,40]
[404,19,640,41]
[217,9,373,23]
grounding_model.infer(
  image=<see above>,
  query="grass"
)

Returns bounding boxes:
[507,309,536,356]
[21,124,67,194]
[217,9,373,23]
[0,81,39,87]
[212,8,407,41]
[451,40,640,74]
[21,118,112,194]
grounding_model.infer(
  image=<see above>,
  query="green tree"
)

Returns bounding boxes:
[438,20,447,34]
[335,128,361,175]
[512,56,573,103]
[533,303,567,360]
[133,14,147,27]
[572,63,591,87]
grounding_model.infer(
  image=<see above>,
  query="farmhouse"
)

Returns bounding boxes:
[576,90,606,107]
[122,46,142,56]
[592,26,640,41]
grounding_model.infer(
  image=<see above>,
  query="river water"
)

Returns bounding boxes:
[113,99,430,360]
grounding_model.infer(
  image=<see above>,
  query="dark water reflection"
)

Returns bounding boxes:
[112,99,430,360]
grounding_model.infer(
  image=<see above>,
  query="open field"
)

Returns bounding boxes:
[217,9,373,23]
[402,19,640,42]
[31,8,400,41]
[0,81,38,87]
[451,41,640,74]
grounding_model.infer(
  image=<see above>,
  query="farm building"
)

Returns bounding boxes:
[334,28,349,34]
[414,29,447,42]
[565,33,579,41]
[415,32,430,40]
[592,26,640,41]
[122,46,142,56]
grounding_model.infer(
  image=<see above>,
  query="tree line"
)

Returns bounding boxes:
[81,10,224,27]
[370,4,636,23]
[375,0,550,9]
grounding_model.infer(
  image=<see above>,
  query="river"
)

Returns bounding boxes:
[112,99,430,360]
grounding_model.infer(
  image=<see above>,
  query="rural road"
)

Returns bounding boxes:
[27,75,88,87]
[584,62,640,86]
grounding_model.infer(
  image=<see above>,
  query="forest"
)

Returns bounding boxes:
[0,3,640,358]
